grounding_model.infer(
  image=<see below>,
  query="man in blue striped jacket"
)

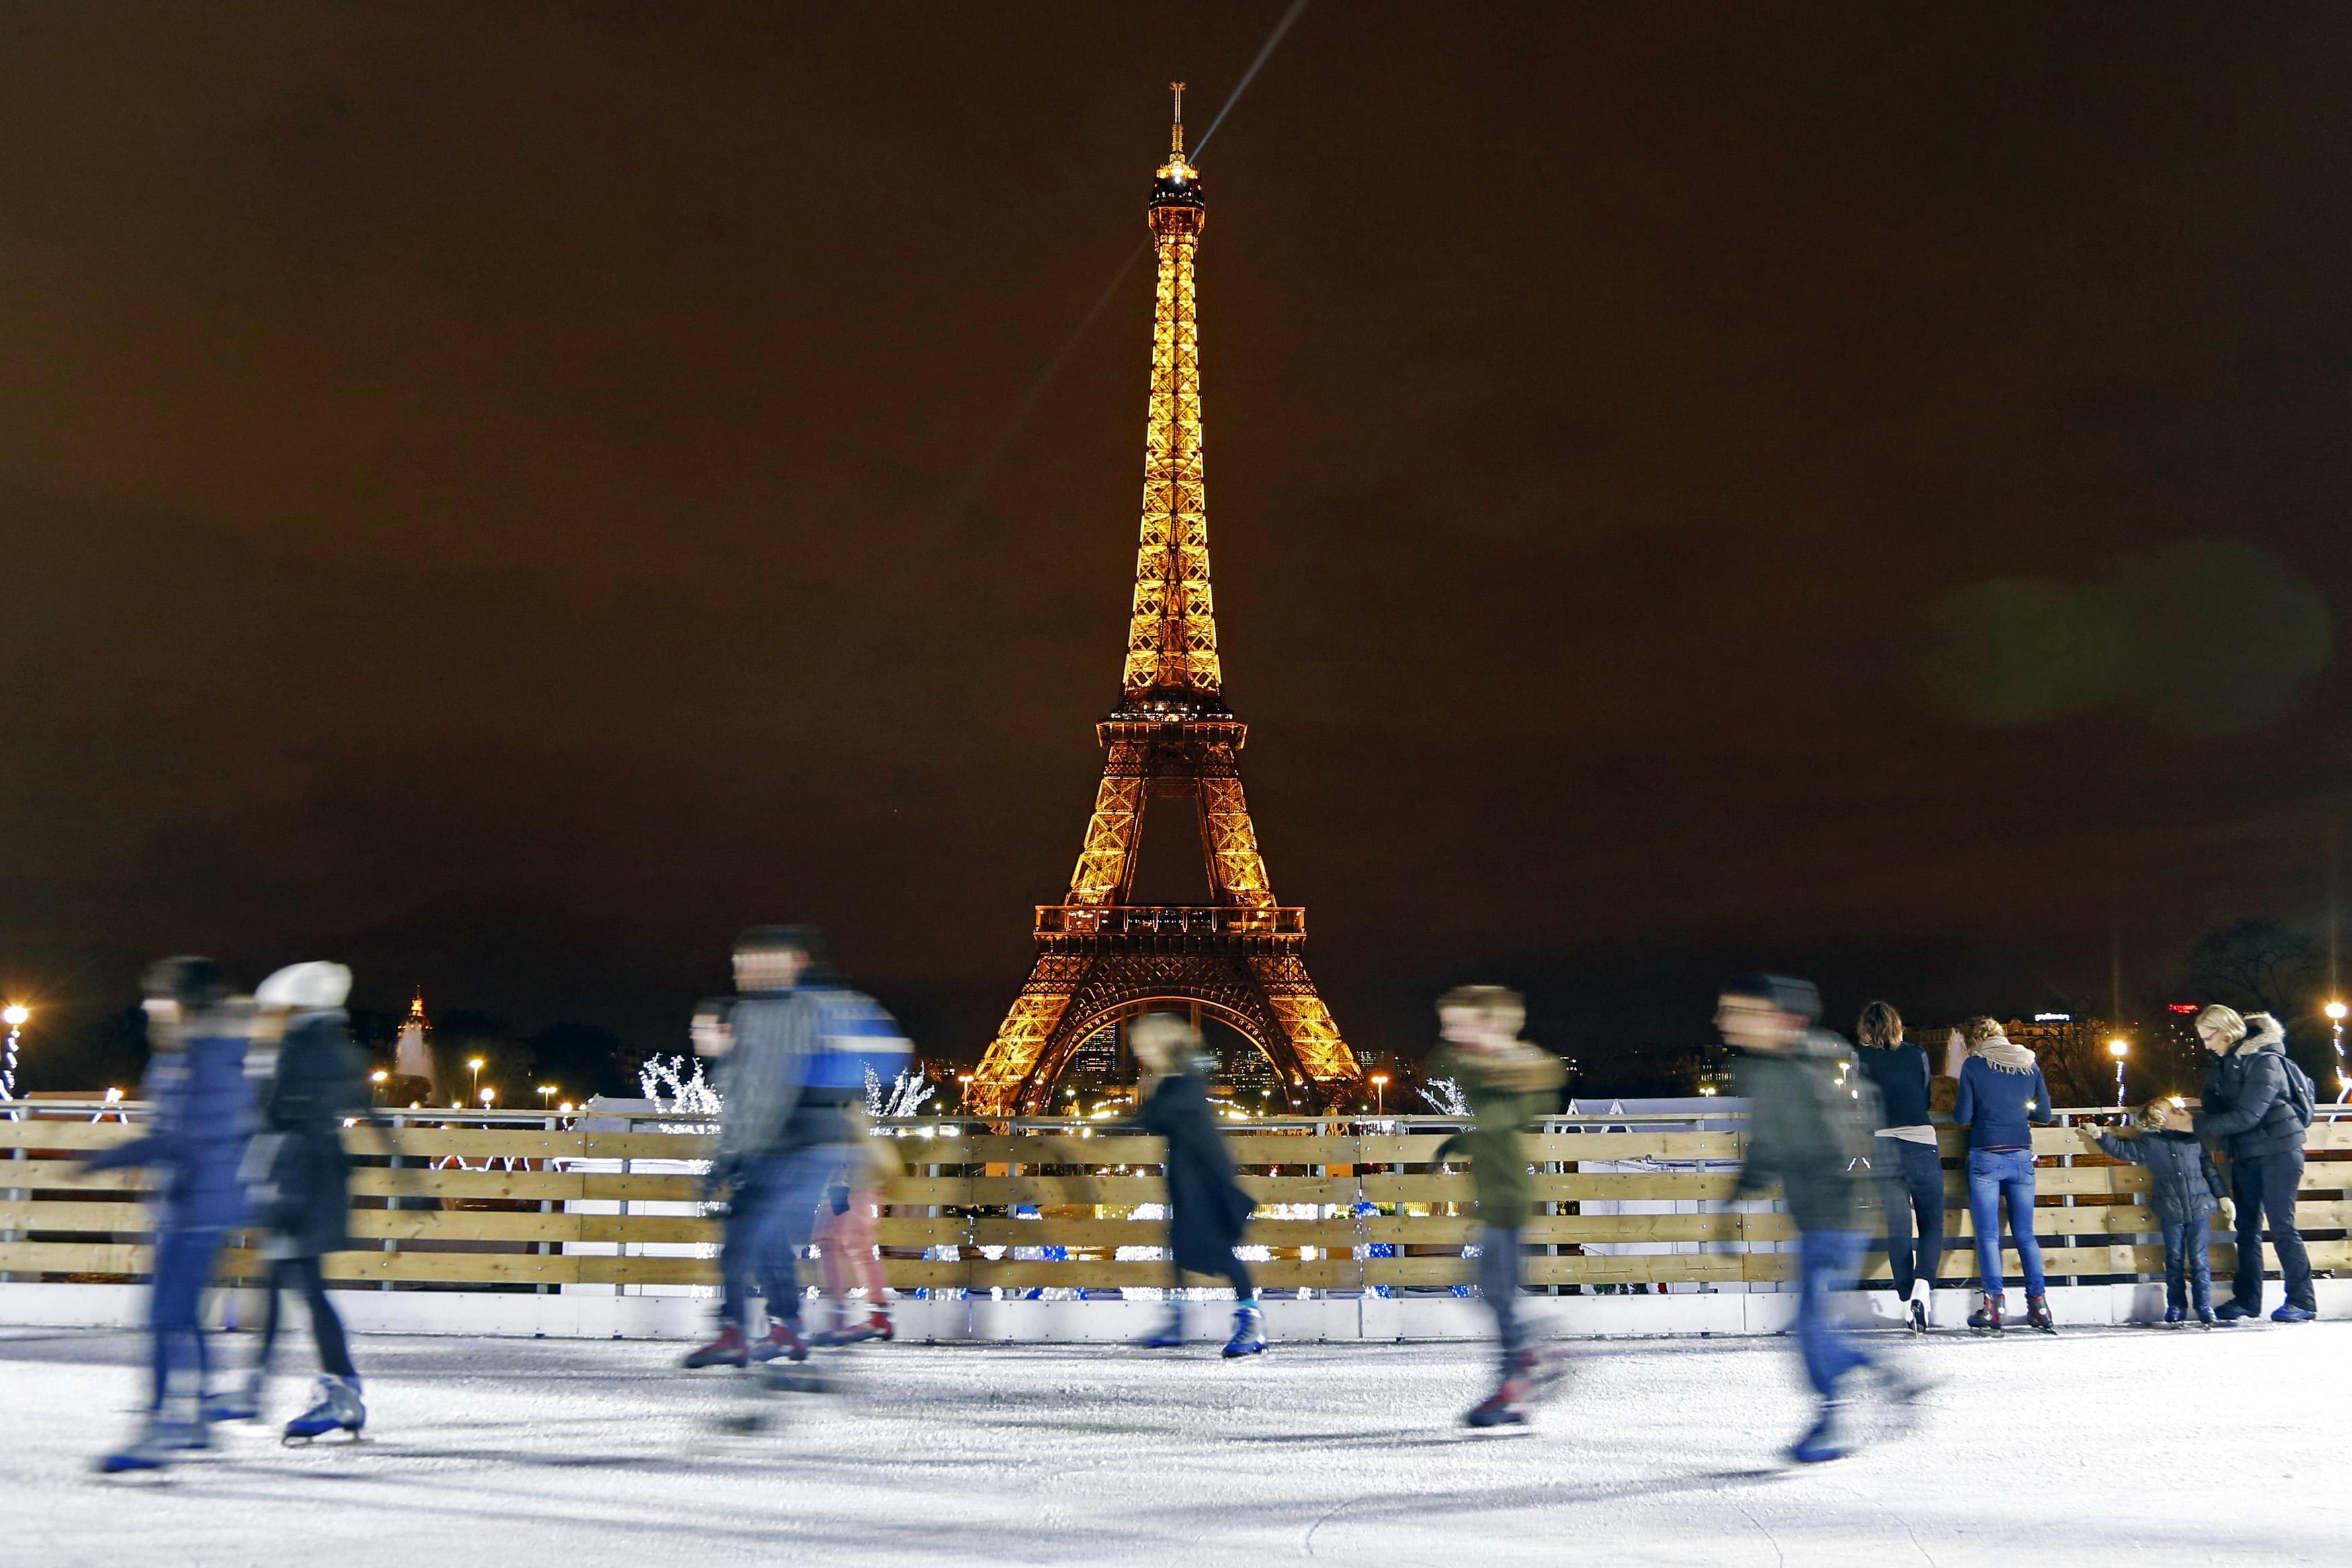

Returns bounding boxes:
[683,925,910,1370]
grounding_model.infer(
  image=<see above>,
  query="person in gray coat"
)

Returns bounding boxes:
[2079,1100,2229,1324]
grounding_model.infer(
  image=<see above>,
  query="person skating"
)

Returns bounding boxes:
[1720,973,1904,1464]
[682,927,911,1374]
[2078,1100,2229,1325]
[1429,984,1566,1428]
[1951,1016,2056,1334]
[1121,1013,1265,1357]
[2190,1006,2318,1323]
[810,1129,899,1346]
[1852,1001,1943,1333]
[81,959,261,1473]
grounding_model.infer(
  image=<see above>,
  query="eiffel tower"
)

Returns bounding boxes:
[966,87,1362,1118]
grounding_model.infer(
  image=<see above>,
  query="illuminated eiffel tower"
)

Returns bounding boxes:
[967,87,1361,1117]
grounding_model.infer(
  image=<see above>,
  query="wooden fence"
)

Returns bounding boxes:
[3,1106,2347,1295]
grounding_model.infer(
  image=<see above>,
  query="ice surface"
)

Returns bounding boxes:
[3,1318,2342,1565]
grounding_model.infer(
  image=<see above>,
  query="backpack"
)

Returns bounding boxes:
[2283,1057,2316,1130]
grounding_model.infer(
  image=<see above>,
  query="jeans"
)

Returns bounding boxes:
[1475,1225,1523,1377]
[149,1223,230,1415]
[718,1145,845,1329]
[258,1255,356,1380]
[2229,1149,2314,1312]
[1966,1147,2046,1297]
[1871,1137,1946,1298]
[2160,1220,2214,1315]
[1794,1228,1872,1401]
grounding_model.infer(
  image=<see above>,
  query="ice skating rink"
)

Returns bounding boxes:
[5,1319,2343,1566]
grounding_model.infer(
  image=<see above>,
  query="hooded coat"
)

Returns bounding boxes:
[82,1008,257,1230]
[2193,1014,2306,1162]
[1730,1030,1876,1233]
[248,1008,372,1258]
[2092,1127,2228,1228]
[1132,1063,1255,1276]
[1430,1041,1566,1230]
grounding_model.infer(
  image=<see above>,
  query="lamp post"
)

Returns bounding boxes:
[479,1086,495,1111]
[538,1084,557,1110]
[1370,1073,1389,1115]
[1,1004,26,1101]
[369,1069,388,1106]
[2107,1037,2129,1108]
[467,1057,485,1104]
[2328,1002,2348,1103]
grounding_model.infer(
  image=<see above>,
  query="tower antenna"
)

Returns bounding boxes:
[1170,81,1186,157]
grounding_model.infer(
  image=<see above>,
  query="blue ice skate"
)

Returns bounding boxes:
[1137,1304,1185,1350]
[1221,1304,1266,1358]
[204,1375,264,1423]
[97,1418,209,1473]
[283,1375,366,1443]
[1788,1402,1849,1464]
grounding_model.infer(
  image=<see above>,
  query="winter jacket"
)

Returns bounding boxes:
[1731,1030,1875,1233]
[248,1009,372,1258]
[2092,1127,2227,1229]
[1430,1041,1566,1230]
[1130,1065,1255,1276]
[2193,1015,2306,1162]
[1954,1055,2054,1151]
[83,1008,258,1231]
[1853,1041,1934,1130]
[712,979,910,1174]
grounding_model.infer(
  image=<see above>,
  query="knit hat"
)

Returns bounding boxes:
[1721,972,1822,1023]
[255,961,353,1010]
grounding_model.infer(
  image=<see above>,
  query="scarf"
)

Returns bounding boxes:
[1972,1036,2038,1076]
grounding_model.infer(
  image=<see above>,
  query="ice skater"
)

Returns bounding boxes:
[228,961,379,1440]
[81,959,261,1472]
[1719,973,1911,1463]
[2078,1099,2229,1325]
[810,1130,898,1346]
[683,926,911,1376]
[1124,1012,1265,1357]
[1953,1016,2056,1334]
[1429,984,1566,1427]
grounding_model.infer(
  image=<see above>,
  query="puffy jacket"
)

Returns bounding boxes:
[1732,1030,1876,1233]
[713,979,911,1171]
[248,1009,372,1258]
[83,1010,258,1231]
[2093,1127,2227,1228]
[1431,1041,1567,1230]
[1130,1065,1257,1275]
[2194,1014,2305,1161]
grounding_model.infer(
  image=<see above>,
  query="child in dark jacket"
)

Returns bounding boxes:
[2080,1100,2230,1325]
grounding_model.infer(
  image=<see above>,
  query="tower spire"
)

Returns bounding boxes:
[1170,81,1185,157]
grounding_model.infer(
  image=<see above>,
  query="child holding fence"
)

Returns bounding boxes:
[2078,1100,2230,1325]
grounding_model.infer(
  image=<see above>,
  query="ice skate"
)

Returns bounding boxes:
[97,1417,209,1474]
[815,1309,891,1347]
[2025,1293,2056,1335]
[2214,1298,2257,1323]
[1136,1304,1185,1350]
[282,1375,366,1444]
[682,1323,750,1368]
[1788,1401,1850,1464]
[1907,1279,1931,1335]
[1221,1304,1267,1358]
[2162,1306,2185,1326]
[203,1373,263,1424]
[748,1320,810,1364]
[1464,1375,1529,1428]
[2271,1304,2316,1323]
[1968,1292,2003,1335]
[1519,1346,1577,1403]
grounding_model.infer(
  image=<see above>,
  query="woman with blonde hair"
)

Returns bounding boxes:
[1852,1001,1941,1333]
[1123,1012,1265,1358]
[1952,1016,2055,1334]
[2189,1004,2316,1322]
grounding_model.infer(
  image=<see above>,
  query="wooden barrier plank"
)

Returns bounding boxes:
[967,1218,1355,1249]
[578,1174,704,1203]
[964,1259,1355,1290]
[349,1211,581,1244]
[0,1160,145,1190]
[0,1240,149,1273]
[360,1128,585,1160]
[0,1200,148,1231]
[350,1169,587,1203]
[578,1132,717,1161]
[0,1123,139,1151]
[322,1251,577,1284]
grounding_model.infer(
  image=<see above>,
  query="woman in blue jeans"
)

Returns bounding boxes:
[1951,1016,2056,1334]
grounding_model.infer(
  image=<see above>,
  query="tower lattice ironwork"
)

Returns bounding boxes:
[967,87,1362,1118]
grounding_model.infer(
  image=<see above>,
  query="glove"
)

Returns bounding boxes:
[2217,1199,2234,1227]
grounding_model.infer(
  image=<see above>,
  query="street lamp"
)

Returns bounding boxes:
[479,1087,496,1109]
[1370,1073,1389,1115]
[538,1084,557,1110]
[2107,1037,2130,1108]
[369,1069,389,1106]
[2328,1002,2349,1103]
[467,1057,485,1103]
[1,1004,26,1101]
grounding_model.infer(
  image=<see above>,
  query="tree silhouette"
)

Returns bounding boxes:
[2181,918,2322,1017]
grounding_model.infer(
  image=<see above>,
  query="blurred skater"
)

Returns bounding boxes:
[1853,1001,1943,1332]
[228,961,378,1440]
[2078,1100,2228,1325]
[1953,1016,2056,1334]
[2191,1006,2318,1323]
[1124,1012,1265,1357]
[683,927,911,1375]
[810,1130,898,1346]
[1720,974,1908,1464]
[1430,985,1566,1428]
[81,959,261,1472]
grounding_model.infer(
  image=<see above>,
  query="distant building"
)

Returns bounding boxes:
[392,991,436,1092]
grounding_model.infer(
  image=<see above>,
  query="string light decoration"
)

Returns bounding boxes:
[1,1004,26,1101]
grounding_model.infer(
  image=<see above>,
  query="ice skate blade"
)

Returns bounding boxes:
[281,1430,364,1447]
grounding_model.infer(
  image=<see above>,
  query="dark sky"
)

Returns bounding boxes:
[4,5,2347,1084]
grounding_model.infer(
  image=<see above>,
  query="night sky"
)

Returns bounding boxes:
[4,5,2347,1088]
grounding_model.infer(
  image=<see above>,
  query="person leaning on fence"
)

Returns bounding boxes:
[2079,1098,2230,1325]
[1852,1000,1943,1334]
[1430,984,1566,1429]
[682,925,913,1373]
[1720,973,1915,1465]
[1122,1012,1266,1358]
[1952,1016,2056,1335]
[2190,1006,2318,1323]
[78,958,262,1473]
